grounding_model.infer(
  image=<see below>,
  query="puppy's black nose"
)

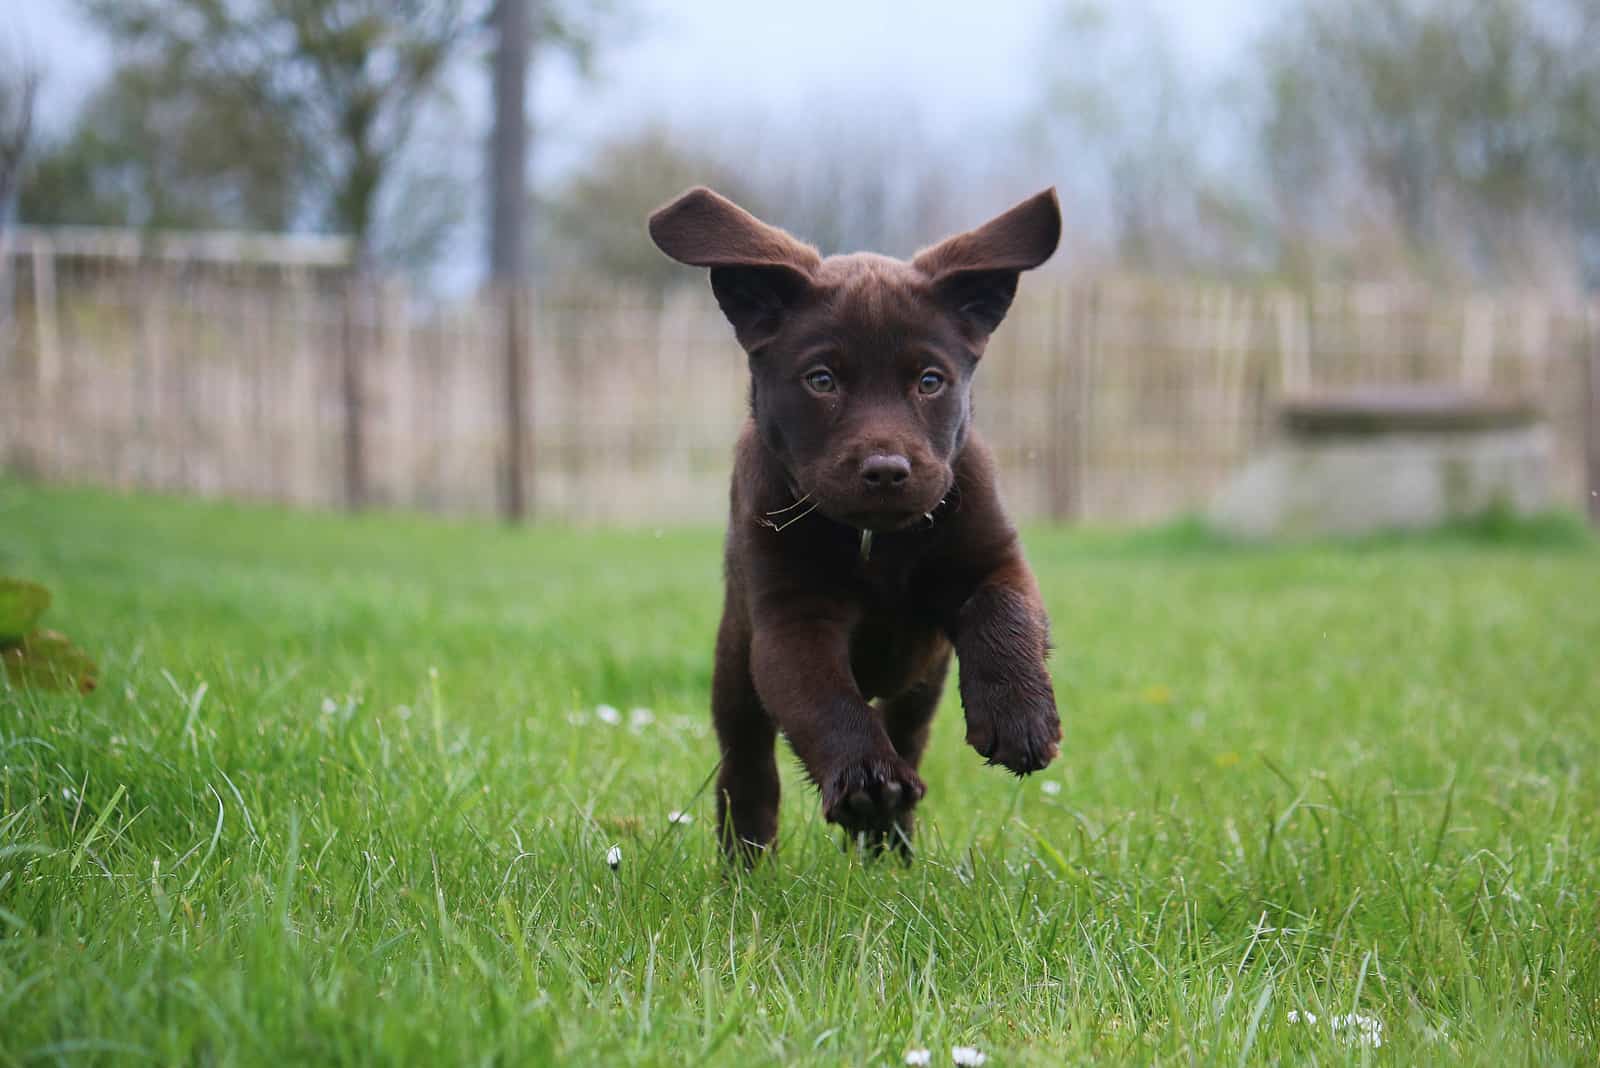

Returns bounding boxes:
[860,454,911,488]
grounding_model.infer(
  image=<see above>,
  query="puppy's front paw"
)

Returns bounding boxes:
[820,752,925,836]
[964,679,1061,776]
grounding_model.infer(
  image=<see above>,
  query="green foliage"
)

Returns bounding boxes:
[0,578,50,641]
[1027,0,1600,286]
[1,629,99,694]
[544,129,759,286]
[1,481,1596,1063]
[0,577,98,694]
[21,0,630,272]
[57,0,480,262]
[20,63,304,230]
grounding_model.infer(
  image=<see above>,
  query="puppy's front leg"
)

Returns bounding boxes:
[749,603,925,835]
[951,555,1061,775]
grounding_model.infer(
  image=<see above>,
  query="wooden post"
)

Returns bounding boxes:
[340,282,368,511]
[501,284,530,521]
[30,237,58,392]
[1073,280,1100,520]
[1276,290,1311,394]
[1046,280,1076,521]
[28,237,59,478]
[1586,301,1599,525]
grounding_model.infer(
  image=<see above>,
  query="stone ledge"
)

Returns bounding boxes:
[1212,387,1554,538]
[1280,387,1539,436]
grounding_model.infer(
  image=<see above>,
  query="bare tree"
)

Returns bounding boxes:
[0,53,39,229]
[1028,1,1265,274]
[543,112,974,286]
[1254,0,1590,287]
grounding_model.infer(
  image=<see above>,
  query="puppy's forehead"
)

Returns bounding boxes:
[811,253,935,337]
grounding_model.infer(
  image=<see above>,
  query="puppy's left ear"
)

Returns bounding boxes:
[912,188,1061,348]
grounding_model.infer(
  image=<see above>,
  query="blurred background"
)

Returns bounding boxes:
[1,0,1597,527]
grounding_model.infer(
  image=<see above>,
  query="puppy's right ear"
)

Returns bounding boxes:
[649,187,821,352]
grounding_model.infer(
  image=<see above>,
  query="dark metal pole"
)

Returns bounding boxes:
[491,0,533,521]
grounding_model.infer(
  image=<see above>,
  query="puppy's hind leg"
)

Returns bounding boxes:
[712,610,779,866]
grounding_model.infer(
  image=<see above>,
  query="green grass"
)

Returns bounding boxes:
[2,480,1597,1066]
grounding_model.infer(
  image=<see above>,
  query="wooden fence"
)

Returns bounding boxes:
[2,258,1598,524]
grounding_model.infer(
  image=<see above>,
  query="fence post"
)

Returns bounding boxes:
[1586,301,1599,525]
[26,238,60,478]
[500,284,530,522]
[30,237,58,392]
[1047,281,1076,521]
[340,282,368,511]
[1072,279,1100,519]
[1276,289,1311,394]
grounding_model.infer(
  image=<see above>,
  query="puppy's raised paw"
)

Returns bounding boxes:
[964,687,1061,776]
[820,753,925,836]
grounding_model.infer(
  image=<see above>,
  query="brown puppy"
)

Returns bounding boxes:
[648,187,1063,862]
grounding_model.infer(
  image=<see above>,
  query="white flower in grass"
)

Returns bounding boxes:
[596,704,622,726]
[605,844,622,870]
[904,1050,931,1066]
[1040,780,1061,796]
[321,697,338,714]
[1287,1010,1384,1049]
[952,1046,987,1066]
[629,707,655,728]
[668,811,692,825]
[1330,1013,1384,1048]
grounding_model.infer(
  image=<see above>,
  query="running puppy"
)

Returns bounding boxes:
[648,187,1063,861]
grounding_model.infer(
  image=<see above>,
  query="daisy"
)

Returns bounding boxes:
[903,1050,930,1066]
[596,704,621,726]
[1330,1013,1384,1049]
[952,1046,987,1066]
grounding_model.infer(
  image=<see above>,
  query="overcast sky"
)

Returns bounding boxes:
[11,0,1272,161]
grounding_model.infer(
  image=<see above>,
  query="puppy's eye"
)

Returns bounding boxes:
[804,369,837,395]
[917,370,947,395]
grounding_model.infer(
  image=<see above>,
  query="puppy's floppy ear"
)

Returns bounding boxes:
[649,187,822,352]
[912,188,1061,348]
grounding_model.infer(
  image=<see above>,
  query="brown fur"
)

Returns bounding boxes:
[649,186,1063,862]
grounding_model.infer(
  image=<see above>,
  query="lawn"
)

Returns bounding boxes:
[1,480,1597,1066]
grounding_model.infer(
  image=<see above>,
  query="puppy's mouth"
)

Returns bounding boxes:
[795,474,952,534]
[833,506,930,533]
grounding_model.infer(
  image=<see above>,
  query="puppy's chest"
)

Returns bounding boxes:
[850,547,924,606]
[846,558,947,699]
[845,549,945,641]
